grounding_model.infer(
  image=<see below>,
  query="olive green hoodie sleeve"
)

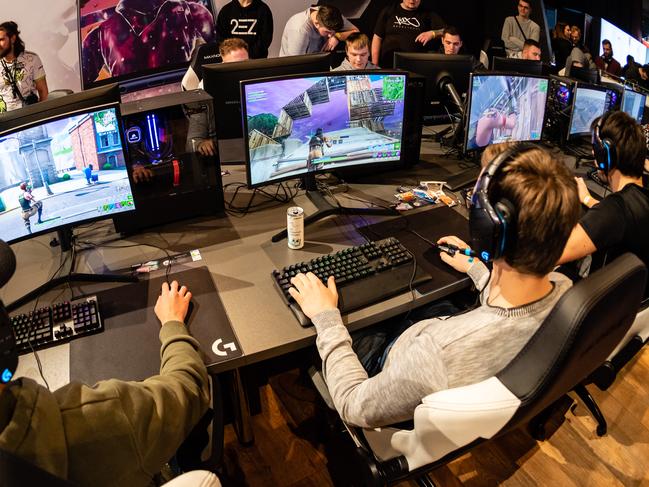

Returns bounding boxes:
[55,320,211,486]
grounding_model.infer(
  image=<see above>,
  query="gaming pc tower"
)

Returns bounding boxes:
[113,90,224,233]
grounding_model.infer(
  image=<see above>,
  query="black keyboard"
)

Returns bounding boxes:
[587,168,609,190]
[272,237,432,327]
[10,296,103,354]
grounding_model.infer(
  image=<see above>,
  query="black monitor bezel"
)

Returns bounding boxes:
[240,70,409,190]
[492,56,544,76]
[392,52,474,105]
[462,72,551,152]
[202,53,332,140]
[0,86,135,245]
[567,82,610,139]
[621,85,647,123]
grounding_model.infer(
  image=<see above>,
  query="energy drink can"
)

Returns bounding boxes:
[287,207,304,249]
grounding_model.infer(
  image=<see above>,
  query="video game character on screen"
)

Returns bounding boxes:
[244,73,406,186]
[18,182,43,233]
[466,75,548,150]
[0,107,134,243]
[79,0,216,88]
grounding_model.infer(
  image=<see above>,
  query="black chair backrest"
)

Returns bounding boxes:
[497,253,646,429]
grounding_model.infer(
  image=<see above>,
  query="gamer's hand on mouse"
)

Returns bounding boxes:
[437,236,475,274]
[155,280,193,325]
[288,272,338,319]
[197,139,216,156]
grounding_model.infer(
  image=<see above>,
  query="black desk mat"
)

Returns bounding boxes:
[359,206,471,294]
[70,266,241,384]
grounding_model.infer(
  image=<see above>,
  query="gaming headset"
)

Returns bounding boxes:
[592,112,617,177]
[469,142,538,262]
[0,240,17,384]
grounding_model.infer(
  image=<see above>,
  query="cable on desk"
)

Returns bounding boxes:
[22,251,72,391]
[224,181,300,216]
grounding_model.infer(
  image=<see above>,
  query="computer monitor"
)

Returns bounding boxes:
[568,83,612,138]
[241,71,406,240]
[492,56,544,75]
[393,53,474,115]
[569,65,601,84]
[0,84,134,248]
[464,73,549,151]
[202,53,332,141]
[600,18,648,65]
[621,86,647,123]
[78,0,217,89]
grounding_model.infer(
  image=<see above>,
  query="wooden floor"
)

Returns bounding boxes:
[221,347,649,487]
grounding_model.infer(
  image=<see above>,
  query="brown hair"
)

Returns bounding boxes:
[316,5,344,31]
[480,142,517,167]
[488,147,580,275]
[595,111,647,178]
[0,21,25,57]
[345,32,369,50]
[219,38,249,58]
[553,22,568,40]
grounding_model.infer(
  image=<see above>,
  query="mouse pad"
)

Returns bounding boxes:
[359,206,472,295]
[70,266,241,384]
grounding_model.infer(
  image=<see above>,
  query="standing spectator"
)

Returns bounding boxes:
[551,22,572,71]
[594,39,622,76]
[501,0,540,58]
[0,21,48,112]
[570,25,582,48]
[332,33,378,70]
[371,0,445,68]
[279,5,358,57]
[216,0,273,59]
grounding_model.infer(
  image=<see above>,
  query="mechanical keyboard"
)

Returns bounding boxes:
[272,237,432,327]
[10,296,103,354]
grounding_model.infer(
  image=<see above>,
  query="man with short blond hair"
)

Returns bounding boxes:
[332,33,378,71]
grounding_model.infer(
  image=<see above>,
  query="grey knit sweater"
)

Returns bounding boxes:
[311,261,571,428]
[501,16,540,57]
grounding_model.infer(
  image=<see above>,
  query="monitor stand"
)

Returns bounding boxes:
[6,228,138,313]
[271,174,397,243]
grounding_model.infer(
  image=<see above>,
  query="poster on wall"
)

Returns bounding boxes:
[78,0,217,89]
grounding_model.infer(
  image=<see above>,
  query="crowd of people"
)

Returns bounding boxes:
[1,1,649,486]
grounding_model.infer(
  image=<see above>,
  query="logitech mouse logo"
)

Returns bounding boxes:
[1,368,13,383]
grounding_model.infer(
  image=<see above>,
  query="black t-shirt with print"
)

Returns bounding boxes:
[374,4,445,68]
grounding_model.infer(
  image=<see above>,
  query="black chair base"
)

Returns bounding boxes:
[573,384,607,436]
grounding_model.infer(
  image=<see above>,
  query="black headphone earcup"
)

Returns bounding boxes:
[494,199,516,257]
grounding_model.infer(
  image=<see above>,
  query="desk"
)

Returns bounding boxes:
[2,142,474,445]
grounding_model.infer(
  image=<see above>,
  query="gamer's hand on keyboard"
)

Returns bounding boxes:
[288,272,339,319]
[155,281,193,325]
[437,236,474,274]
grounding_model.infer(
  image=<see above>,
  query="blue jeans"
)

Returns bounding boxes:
[351,300,461,377]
